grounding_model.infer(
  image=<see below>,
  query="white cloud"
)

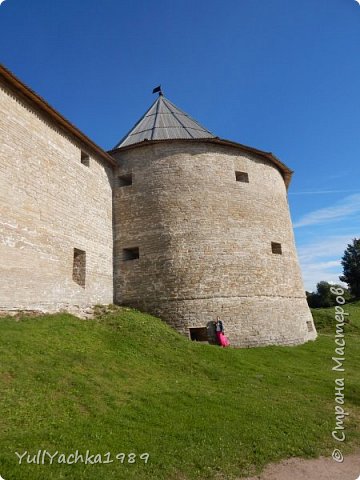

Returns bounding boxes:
[296,236,352,291]
[289,189,360,195]
[301,265,345,293]
[304,260,342,270]
[293,193,360,228]
[292,194,360,291]
[297,235,354,263]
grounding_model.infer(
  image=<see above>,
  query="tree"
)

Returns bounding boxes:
[339,238,360,299]
[306,281,350,308]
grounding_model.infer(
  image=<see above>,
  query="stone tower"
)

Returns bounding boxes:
[110,92,316,347]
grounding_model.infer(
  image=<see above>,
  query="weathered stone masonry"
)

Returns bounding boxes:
[0,66,317,346]
[0,67,114,312]
[111,140,316,347]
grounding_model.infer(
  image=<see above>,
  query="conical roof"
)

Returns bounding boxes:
[114,94,215,149]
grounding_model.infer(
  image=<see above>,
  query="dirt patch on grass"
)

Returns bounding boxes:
[242,452,360,480]
[0,371,15,383]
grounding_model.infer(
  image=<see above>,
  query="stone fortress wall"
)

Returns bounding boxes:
[112,141,316,347]
[0,66,316,347]
[0,73,114,313]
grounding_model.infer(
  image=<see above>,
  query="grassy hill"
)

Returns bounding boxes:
[311,299,360,333]
[0,303,359,480]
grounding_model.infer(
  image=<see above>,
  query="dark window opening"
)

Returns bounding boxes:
[307,321,314,332]
[235,171,249,183]
[123,247,139,261]
[81,151,90,167]
[118,174,132,187]
[271,242,282,255]
[189,327,209,342]
[73,248,86,287]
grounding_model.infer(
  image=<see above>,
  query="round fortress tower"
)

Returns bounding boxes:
[110,92,317,347]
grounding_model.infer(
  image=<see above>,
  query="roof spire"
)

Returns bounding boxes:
[114,95,215,149]
[152,85,163,96]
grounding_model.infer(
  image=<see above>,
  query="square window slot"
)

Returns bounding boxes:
[123,247,139,261]
[73,248,86,287]
[235,171,249,183]
[118,174,132,187]
[307,321,314,332]
[189,327,209,342]
[81,151,90,167]
[271,242,282,255]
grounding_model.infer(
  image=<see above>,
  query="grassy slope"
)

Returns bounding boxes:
[0,304,359,480]
[311,299,360,333]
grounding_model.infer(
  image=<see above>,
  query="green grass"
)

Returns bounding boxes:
[311,299,360,333]
[0,304,359,480]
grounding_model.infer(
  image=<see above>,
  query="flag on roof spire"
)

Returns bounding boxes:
[152,85,162,95]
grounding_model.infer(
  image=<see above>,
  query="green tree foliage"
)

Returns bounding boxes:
[340,238,360,299]
[306,281,351,308]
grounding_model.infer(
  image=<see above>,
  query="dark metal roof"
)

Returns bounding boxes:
[114,95,215,149]
[110,93,294,189]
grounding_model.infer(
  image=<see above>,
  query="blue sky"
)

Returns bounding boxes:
[1,0,359,291]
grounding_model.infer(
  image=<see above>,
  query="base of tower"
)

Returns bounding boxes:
[125,295,317,348]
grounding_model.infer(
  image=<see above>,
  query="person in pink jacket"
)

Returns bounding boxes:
[214,317,230,347]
